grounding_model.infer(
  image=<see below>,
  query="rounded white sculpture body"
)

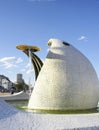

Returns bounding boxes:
[28,39,99,110]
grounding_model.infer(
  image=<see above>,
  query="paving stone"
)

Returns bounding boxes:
[0,100,99,130]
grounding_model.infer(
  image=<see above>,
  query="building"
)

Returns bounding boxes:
[0,75,13,90]
[16,73,24,83]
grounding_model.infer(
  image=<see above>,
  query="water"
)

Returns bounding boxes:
[6,100,28,110]
[6,100,99,114]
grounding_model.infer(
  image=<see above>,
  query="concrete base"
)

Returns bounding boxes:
[0,91,29,100]
[0,100,99,130]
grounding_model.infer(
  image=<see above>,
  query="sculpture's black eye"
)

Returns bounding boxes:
[63,42,70,46]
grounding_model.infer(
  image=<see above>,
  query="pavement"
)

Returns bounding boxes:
[0,100,99,130]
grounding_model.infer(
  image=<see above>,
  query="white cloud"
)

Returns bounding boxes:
[21,69,26,72]
[4,62,17,69]
[78,36,88,41]
[25,62,34,74]
[0,57,15,62]
[0,57,16,69]
[16,57,23,64]
[25,62,32,68]
[0,56,23,69]
[26,68,34,74]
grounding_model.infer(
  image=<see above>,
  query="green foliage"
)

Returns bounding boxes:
[24,83,29,91]
[13,82,29,92]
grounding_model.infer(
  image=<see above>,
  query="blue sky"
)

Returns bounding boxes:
[0,0,99,85]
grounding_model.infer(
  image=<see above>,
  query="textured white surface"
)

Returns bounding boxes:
[28,39,99,110]
[1,100,99,130]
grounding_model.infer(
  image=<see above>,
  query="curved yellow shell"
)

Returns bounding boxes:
[16,44,40,52]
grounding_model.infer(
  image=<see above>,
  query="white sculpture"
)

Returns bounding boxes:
[17,39,99,110]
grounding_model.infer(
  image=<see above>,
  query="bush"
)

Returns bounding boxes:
[13,83,29,92]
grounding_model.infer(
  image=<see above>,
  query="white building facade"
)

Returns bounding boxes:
[0,75,13,90]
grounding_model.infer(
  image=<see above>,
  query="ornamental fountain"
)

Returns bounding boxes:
[16,38,99,112]
[0,38,99,130]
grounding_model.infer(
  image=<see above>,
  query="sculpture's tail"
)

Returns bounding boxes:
[16,45,43,80]
[23,50,43,80]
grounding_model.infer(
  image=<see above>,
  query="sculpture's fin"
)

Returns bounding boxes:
[16,45,43,80]
[23,50,43,80]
